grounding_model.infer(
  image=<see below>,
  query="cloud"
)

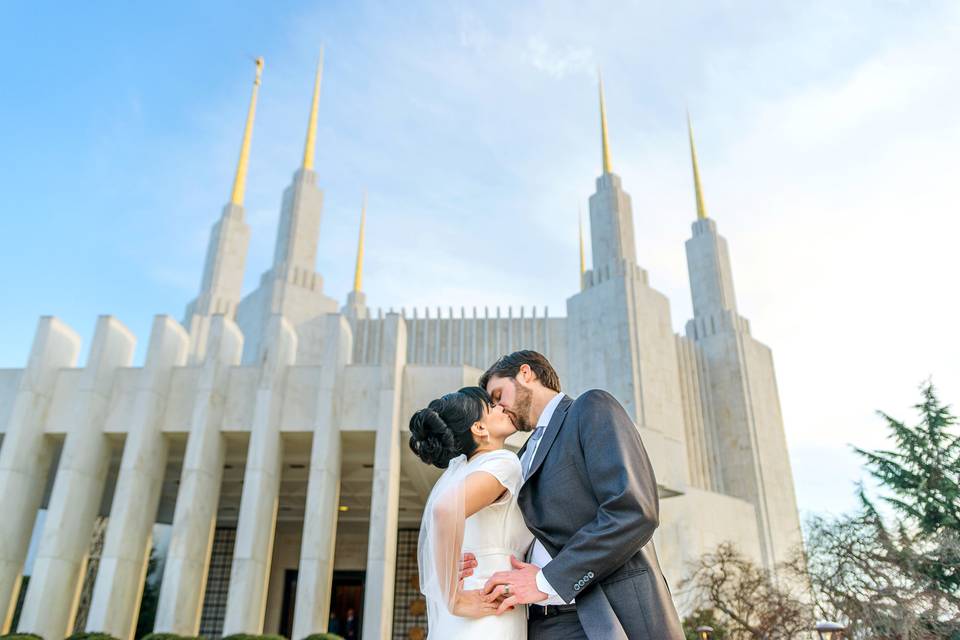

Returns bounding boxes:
[523,35,594,79]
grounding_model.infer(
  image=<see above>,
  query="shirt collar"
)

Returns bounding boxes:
[536,391,564,429]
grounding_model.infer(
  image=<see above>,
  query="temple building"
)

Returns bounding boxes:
[0,53,803,639]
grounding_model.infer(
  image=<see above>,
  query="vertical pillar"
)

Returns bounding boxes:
[17,316,136,639]
[292,315,352,638]
[222,316,297,634]
[86,316,189,638]
[362,313,406,639]
[154,316,243,634]
[0,317,81,632]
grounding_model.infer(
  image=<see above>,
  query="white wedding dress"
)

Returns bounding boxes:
[423,449,534,639]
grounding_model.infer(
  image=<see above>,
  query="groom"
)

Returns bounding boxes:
[469,350,683,639]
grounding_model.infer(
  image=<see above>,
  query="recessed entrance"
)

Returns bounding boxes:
[329,570,364,639]
[276,569,364,639]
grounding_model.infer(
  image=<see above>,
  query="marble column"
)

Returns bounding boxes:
[0,317,81,632]
[17,316,136,639]
[85,316,188,638]
[292,315,352,638]
[362,313,406,639]
[154,316,243,634]
[222,315,296,634]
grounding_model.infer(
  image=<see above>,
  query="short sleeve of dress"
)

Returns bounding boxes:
[472,450,523,498]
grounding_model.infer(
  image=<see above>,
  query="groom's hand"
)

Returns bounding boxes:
[483,556,547,614]
[459,552,478,581]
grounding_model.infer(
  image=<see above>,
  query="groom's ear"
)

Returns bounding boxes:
[517,364,535,385]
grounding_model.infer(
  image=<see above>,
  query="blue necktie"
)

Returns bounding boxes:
[521,426,546,479]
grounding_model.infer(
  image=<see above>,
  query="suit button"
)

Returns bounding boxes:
[574,584,581,591]
[587,571,594,579]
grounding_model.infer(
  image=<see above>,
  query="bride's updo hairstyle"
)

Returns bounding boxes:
[409,386,492,468]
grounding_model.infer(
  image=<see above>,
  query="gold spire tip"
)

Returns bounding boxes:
[598,71,613,175]
[353,191,367,293]
[229,57,264,207]
[686,111,708,220]
[302,47,324,171]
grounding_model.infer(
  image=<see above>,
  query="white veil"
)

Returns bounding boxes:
[417,453,470,615]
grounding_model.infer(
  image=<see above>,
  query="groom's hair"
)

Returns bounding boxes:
[479,350,561,393]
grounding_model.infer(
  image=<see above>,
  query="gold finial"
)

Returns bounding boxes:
[230,57,264,207]
[598,71,613,175]
[578,207,586,289]
[353,191,367,292]
[302,47,324,171]
[687,111,708,220]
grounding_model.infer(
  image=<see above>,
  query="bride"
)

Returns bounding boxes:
[408,386,533,639]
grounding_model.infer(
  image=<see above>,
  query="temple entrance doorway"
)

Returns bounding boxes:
[329,570,364,639]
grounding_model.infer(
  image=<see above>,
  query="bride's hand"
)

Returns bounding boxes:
[459,552,478,581]
[453,588,503,618]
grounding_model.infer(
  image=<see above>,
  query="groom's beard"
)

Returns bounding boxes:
[508,383,535,432]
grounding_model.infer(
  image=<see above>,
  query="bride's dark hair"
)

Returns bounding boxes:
[408,386,492,468]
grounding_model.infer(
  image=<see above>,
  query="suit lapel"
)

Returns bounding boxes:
[525,394,573,481]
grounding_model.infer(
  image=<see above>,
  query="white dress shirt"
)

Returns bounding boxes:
[519,391,572,605]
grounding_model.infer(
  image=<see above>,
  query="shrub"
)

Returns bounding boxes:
[221,635,287,640]
[141,634,205,640]
[301,635,344,640]
[65,634,121,640]
[0,634,45,640]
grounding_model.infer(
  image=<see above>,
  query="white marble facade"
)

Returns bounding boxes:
[0,63,803,639]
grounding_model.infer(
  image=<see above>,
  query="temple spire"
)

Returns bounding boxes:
[687,111,708,220]
[302,48,324,171]
[578,207,586,289]
[230,57,264,207]
[353,191,367,293]
[598,71,613,175]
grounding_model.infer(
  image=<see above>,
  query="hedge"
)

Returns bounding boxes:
[141,634,206,640]
[0,634,45,640]
[300,634,345,640]
[64,634,121,640]
[221,635,287,640]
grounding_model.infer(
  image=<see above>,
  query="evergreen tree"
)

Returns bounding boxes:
[854,382,960,535]
[853,382,960,595]
[804,382,960,638]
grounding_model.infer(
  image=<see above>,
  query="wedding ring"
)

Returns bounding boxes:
[503,584,511,596]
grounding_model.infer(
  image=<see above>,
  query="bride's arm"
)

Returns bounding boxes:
[431,471,513,617]
[463,471,510,517]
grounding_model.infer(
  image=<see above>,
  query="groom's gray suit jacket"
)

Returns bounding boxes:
[517,391,684,639]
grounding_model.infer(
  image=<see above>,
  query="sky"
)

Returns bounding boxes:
[2,1,959,523]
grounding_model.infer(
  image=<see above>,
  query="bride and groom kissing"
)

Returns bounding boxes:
[408,350,685,639]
